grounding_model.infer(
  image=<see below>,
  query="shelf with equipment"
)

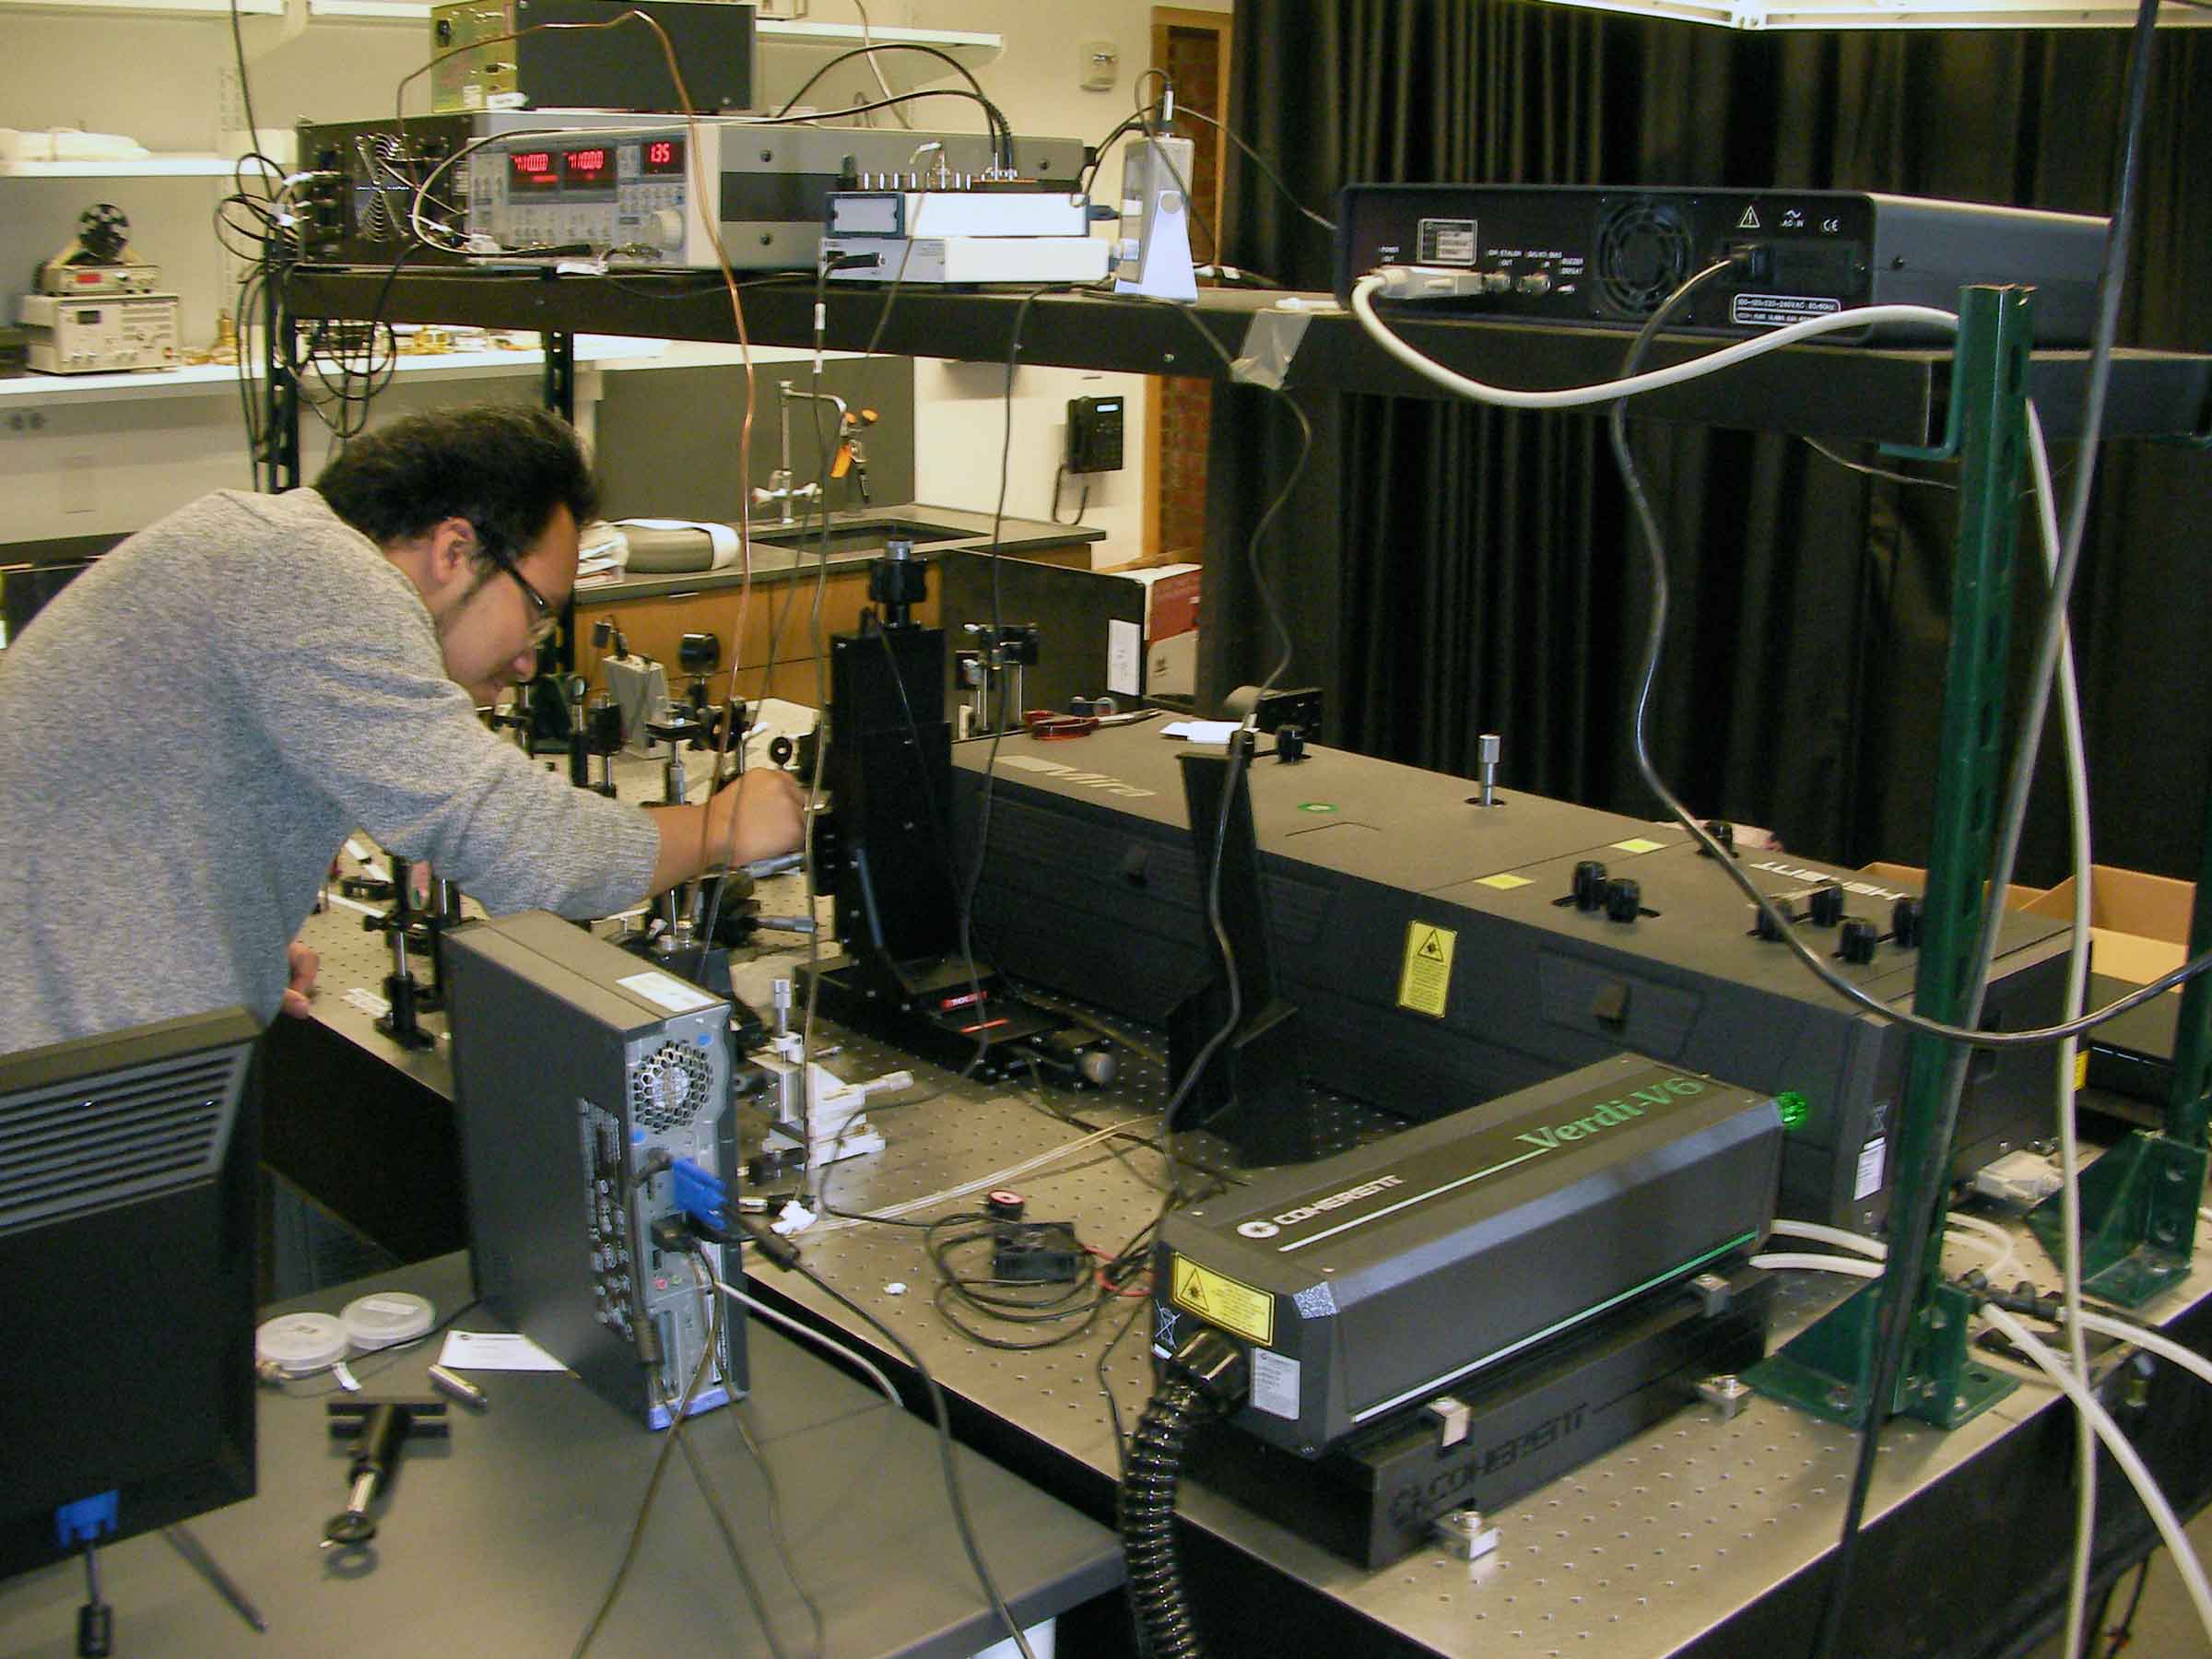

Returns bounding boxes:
[0,334,663,406]
[0,0,279,15]
[0,154,240,178]
[279,267,2212,447]
[296,0,1005,92]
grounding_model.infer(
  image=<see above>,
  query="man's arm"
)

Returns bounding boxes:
[647,766,805,896]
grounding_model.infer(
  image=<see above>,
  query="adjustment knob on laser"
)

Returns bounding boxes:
[1839,916,1880,965]
[1572,860,1609,911]
[1891,896,1923,948]
[1700,819,1735,858]
[1809,882,1845,927]
[1754,900,1789,941]
[1605,877,1641,924]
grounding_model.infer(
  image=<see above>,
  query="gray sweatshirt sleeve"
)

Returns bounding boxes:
[219,531,660,918]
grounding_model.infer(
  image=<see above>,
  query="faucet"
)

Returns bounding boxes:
[752,380,877,524]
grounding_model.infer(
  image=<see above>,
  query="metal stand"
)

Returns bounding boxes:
[955,623,1040,736]
[2026,761,2212,1303]
[540,329,574,422]
[363,856,456,1049]
[1166,734,1331,1167]
[261,248,301,493]
[1747,287,2035,1429]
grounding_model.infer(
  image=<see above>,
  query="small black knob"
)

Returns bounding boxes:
[1573,860,1609,911]
[1891,896,1923,948]
[1605,877,1641,923]
[1839,916,1880,964]
[1700,819,1735,858]
[1277,726,1308,763]
[1809,882,1845,927]
[1754,900,1789,941]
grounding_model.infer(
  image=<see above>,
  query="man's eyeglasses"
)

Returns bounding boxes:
[474,529,559,646]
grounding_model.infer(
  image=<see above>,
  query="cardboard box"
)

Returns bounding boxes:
[2023,865,2195,987]
[1099,562,1200,699]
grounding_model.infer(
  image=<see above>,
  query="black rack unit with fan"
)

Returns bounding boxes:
[1333,184,2109,344]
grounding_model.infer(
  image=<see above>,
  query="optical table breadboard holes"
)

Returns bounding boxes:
[740,1009,2189,1659]
[293,844,2212,1654]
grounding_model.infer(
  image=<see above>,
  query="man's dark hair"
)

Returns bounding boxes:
[315,403,598,564]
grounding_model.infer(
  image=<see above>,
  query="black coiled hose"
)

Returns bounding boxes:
[1119,1377,1217,1659]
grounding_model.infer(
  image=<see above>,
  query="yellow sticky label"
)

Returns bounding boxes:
[1612,837,1666,854]
[2075,1051,2088,1091]
[1397,921,1457,1018]
[1171,1255,1275,1347]
[1477,873,1533,891]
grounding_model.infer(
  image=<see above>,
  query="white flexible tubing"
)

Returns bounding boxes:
[1750,1253,1883,1278]
[814,1117,1144,1232]
[1982,1304,2212,1646]
[1769,1218,1886,1259]
[2068,1307,2212,1394]
[716,1277,902,1411]
[2020,396,2103,1658]
[1769,1217,2009,1279]
[1940,1212,2020,1287]
[1347,273,1959,411]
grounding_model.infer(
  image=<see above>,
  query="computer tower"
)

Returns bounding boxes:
[445,912,743,1429]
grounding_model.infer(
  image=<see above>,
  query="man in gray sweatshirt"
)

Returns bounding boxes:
[0,404,802,1052]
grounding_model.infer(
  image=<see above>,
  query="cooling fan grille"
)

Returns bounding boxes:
[1594,201,1696,320]
[630,1040,714,1133]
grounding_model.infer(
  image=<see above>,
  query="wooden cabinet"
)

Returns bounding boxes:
[569,541,1093,701]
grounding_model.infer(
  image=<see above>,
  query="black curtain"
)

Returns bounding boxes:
[1201,2,2212,884]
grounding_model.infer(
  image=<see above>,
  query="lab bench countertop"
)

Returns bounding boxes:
[577,502,1107,605]
[0,1253,1123,1659]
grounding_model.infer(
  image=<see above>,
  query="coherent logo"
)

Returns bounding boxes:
[1235,1174,1406,1241]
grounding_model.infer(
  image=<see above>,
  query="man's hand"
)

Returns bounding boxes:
[646,766,806,897]
[281,939,320,1018]
[711,766,805,867]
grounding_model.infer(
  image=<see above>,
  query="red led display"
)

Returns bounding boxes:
[561,146,614,188]
[641,137,685,176]
[507,150,559,191]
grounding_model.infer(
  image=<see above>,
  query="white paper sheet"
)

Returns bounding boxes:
[438,1330,569,1372]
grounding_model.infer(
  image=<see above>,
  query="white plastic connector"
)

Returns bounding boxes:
[1371,264,1489,300]
[1973,1147,2065,1207]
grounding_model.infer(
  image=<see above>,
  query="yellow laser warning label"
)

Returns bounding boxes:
[1477,873,1533,891]
[1397,921,1457,1018]
[2076,1051,2088,1091]
[1612,837,1666,854]
[1171,1255,1274,1347]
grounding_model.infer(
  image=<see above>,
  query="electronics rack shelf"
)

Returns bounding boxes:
[0,334,662,405]
[0,155,240,177]
[280,268,2212,447]
[295,0,1006,93]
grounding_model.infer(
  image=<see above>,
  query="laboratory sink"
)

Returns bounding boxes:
[748,517,976,557]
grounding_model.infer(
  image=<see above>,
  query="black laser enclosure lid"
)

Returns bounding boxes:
[1157,1053,1782,1455]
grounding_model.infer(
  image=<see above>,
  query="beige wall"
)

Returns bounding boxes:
[900,0,1230,564]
